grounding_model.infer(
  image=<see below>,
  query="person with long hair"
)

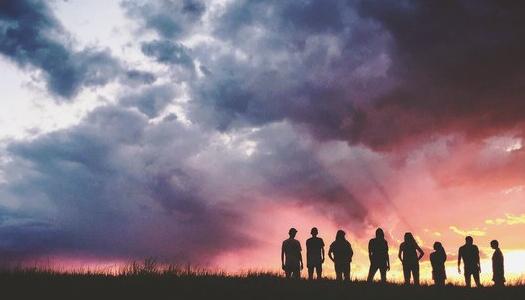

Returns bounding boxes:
[430,242,447,286]
[367,228,390,283]
[328,230,353,281]
[398,232,424,285]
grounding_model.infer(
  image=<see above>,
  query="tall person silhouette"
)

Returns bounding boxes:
[306,227,325,280]
[458,236,481,287]
[398,232,424,285]
[328,230,353,281]
[491,240,505,287]
[367,228,390,283]
[430,242,447,286]
[281,228,303,278]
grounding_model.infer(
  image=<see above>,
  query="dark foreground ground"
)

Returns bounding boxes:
[1,271,524,300]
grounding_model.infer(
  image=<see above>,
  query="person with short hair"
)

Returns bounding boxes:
[430,242,447,286]
[281,228,303,278]
[491,240,505,287]
[306,227,325,280]
[458,236,481,287]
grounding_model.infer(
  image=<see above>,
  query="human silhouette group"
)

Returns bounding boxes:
[281,227,505,287]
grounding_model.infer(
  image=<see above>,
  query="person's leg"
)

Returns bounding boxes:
[465,272,471,287]
[336,271,342,281]
[403,264,411,285]
[473,272,481,287]
[335,264,342,281]
[379,267,387,283]
[367,264,377,282]
[343,264,350,282]
[308,267,314,280]
[294,267,301,279]
[285,269,291,278]
[413,263,420,286]
[316,265,322,279]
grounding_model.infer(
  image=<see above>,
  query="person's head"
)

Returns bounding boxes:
[310,227,318,237]
[433,241,443,251]
[289,228,297,238]
[465,236,473,245]
[404,232,415,244]
[375,228,384,239]
[490,240,499,249]
[336,229,346,241]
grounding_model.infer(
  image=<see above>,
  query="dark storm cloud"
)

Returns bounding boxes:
[186,0,390,137]
[130,0,525,151]
[0,105,254,262]
[120,84,177,118]
[0,0,154,100]
[122,0,206,39]
[141,40,194,69]
[351,0,525,150]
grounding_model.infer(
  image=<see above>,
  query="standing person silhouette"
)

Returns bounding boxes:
[491,240,505,287]
[430,242,447,286]
[458,236,481,287]
[398,232,424,285]
[328,230,353,281]
[306,227,325,280]
[281,228,303,278]
[367,228,390,283]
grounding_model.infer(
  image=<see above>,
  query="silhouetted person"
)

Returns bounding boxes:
[491,240,505,287]
[458,236,481,287]
[430,242,447,286]
[328,230,353,281]
[398,232,424,285]
[367,228,390,283]
[306,227,325,280]
[281,228,303,278]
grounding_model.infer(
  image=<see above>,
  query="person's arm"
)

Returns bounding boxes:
[281,243,285,270]
[398,244,403,263]
[321,245,325,263]
[457,249,462,274]
[328,246,335,262]
[475,246,481,272]
[368,240,373,261]
[349,242,354,262]
[386,242,390,271]
[417,245,424,260]
[299,249,304,270]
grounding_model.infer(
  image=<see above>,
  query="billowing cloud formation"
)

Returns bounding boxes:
[0,0,154,99]
[355,0,525,150]
[0,0,524,269]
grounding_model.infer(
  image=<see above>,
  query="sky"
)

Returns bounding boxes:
[0,0,524,283]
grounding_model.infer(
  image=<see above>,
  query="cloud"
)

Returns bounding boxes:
[123,0,525,155]
[0,0,154,100]
[485,214,525,226]
[449,226,486,237]
[353,0,525,150]
[0,105,257,262]
[141,40,195,69]
[122,0,206,39]
[120,84,177,118]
